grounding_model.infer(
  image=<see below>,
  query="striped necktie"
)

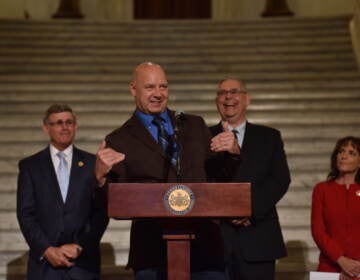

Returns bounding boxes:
[152,116,177,166]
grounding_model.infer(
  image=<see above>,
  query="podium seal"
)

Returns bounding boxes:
[164,185,195,215]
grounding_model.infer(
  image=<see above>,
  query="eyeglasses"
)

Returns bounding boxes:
[217,88,247,96]
[47,120,76,127]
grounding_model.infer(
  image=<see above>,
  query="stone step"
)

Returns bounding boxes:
[0,16,349,27]
[0,183,315,211]
[0,213,131,231]
[0,245,131,271]
[0,260,315,280]
[0,203,311,229]
[0,52,355,65]
[0,135,344,158]
[1,99,359,115]
[0,267,314,280]
[0,222,318,253]
[0,168,325,192]
[1,79,360,92]
[0,71,359,83]
[0,265,133,280]
[1,60,356,73]
[1,88,359,101]
[1,200,311,228]
[0,233,319,276]
[0,123,357,144]
[1,110,358,128]
[0,228,319,264]
[0,35,351,48]
[0,21,350,36]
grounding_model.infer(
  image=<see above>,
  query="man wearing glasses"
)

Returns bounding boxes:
[17,104,108,280]
[208,78,291,280]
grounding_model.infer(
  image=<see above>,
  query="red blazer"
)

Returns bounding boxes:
[311,181,360,272]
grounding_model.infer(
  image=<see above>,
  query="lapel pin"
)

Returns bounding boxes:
[356,190,360,197]
[78,161,84,167]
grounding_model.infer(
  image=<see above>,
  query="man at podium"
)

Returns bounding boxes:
[95,62,241,280]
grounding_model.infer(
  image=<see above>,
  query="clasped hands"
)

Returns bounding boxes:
[338,256,360,280]
[43,244,82,268]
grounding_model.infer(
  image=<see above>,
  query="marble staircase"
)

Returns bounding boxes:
[0,16,359,280]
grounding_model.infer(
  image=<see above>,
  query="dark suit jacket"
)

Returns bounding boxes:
[17,146,109,280]
[209,122,291,262]
[105,110,225,271]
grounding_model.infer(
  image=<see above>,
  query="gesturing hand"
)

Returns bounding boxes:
[95,140,125,185]
[210,122,240,155]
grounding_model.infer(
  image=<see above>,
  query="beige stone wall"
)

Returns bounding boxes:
[212,0,354,20]
[212,0,264,20]
[0,0,132,20]
[83,0,133,21]
[289,0,354,17]
[0,0,355,20]
[350,0,360,69]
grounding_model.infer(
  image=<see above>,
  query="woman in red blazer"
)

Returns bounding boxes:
[311,136,360,280]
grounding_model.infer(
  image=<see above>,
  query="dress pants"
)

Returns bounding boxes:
[135,268,226,280]
[226,259,275,280]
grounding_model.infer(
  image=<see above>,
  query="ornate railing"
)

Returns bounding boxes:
[350,0,360,70]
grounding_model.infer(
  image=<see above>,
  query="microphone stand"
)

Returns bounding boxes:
[174,112,185,182]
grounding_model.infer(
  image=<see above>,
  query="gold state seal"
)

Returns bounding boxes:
[164,185,195,215]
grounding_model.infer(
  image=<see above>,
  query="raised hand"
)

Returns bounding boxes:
[95,140,125,185]
[210,121,240,154]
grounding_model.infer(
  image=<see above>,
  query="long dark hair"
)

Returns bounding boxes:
[327,136,360,183]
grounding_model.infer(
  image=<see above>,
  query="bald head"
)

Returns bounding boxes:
[130,62,169,114]
[132,62,165,84]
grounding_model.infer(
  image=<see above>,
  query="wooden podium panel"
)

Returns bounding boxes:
[108,182,251,218]
[108,182,251,280]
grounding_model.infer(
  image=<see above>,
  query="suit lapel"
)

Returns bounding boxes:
[39,147,64,205]
[65,147,86,205]
[126,113,168,159]
[241,122,254,154]
[235,122,256,177]
[213,122,223,135]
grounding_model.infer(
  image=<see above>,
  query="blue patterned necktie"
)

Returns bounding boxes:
[57,151,69,202]
[152,116,178,166]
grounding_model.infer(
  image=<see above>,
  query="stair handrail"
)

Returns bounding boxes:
[350,0,360,70]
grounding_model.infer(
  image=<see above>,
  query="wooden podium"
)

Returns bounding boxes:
[108,182,251,280]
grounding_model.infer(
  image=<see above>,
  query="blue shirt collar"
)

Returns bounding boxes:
[135,109,174,135]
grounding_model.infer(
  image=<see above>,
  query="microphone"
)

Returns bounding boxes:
[174,110,185,181]
[174,110,185,136]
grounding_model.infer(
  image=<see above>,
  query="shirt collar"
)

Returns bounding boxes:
[223,120,247,133]
[135,109,172,126]
[50,144,73,160]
